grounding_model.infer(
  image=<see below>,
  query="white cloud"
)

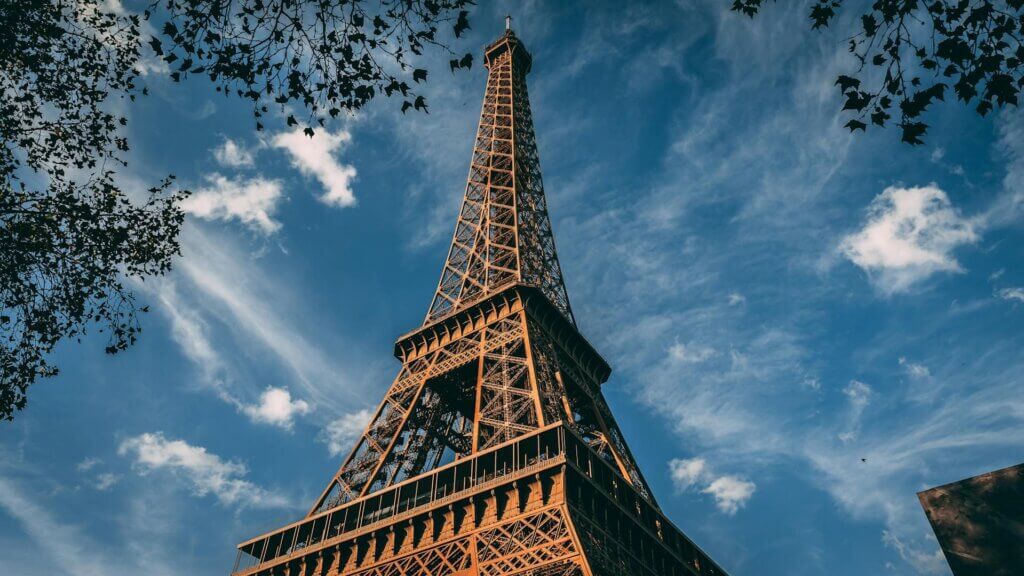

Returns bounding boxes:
[997,287,1024,303]
[181,174,284,234]
[242,387,311,430]
[982,111,1024,228]
[639,327,812,456]
[839,380,872,443]
[118,432,290,508]
[899,357,931,379]
[141,227,364,417]
[149,278,231,398]
[844,380,872,405]
[274,127,358,207]
[74,457,121,491]
[320,408,374,457]
[164,227,361,412]
[212,137,256,168]
[667,457,755,515]
[667,341,715,364]
[883,530,949,575]
[840,185,978,294]
[76,457,102,472]
[727,292,746,306]
[702,475,757,515]
[668,457,707,491]
[93,473,120,491]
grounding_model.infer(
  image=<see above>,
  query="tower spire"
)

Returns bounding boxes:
[505,14,512,31]
[424,27,574,327]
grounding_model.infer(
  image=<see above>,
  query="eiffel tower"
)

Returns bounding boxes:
[231,23,729,576]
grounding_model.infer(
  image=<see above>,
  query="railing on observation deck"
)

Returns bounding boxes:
[231,423,725,576]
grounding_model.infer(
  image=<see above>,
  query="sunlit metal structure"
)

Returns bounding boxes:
[231,26,729,576]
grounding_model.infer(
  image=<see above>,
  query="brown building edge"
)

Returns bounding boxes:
[917,462,1024,576]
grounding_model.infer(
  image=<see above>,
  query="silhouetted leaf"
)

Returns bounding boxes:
[861,14,877,36]
[836,75,860,91]
[845,119,867,132]
[901,122,928,145]
[454,10,470,37]
[734,0,1024,146]
[842,91,871,111]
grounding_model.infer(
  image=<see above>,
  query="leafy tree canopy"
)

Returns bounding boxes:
[732,0,1024,144]
[1,0,473,420]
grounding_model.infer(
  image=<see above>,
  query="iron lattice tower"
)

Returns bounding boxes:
[232,27,730,576]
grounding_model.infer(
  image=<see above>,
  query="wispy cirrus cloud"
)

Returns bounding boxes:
[539,6,1024,573]
[899,357,931,379]
[997,287,1024,303]
[838,380,872,443]
[137,223,378,455]
[181,174,285,235]
[319,408,375,457]
[76,457,102,472]
[0,475,118,576]
[170,226,361,411]
[73,457,122,491]
[118,432,291,509]
[667,340,716,364]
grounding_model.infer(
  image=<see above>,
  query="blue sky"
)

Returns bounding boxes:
[2,1,1024,575]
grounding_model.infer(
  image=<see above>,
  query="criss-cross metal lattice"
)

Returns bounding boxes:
[307,30,654,518]
[425,31,574,327]
[231,27,732,576]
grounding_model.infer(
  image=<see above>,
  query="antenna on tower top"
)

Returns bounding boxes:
[505,14,512,31]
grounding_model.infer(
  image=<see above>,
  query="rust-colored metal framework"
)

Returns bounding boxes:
[231,27,730,576]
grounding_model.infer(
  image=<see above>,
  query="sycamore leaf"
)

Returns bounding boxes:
[845,119,867,132]
[900,122,928,145]
[836,75,860,92]
[454,10,470,38]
